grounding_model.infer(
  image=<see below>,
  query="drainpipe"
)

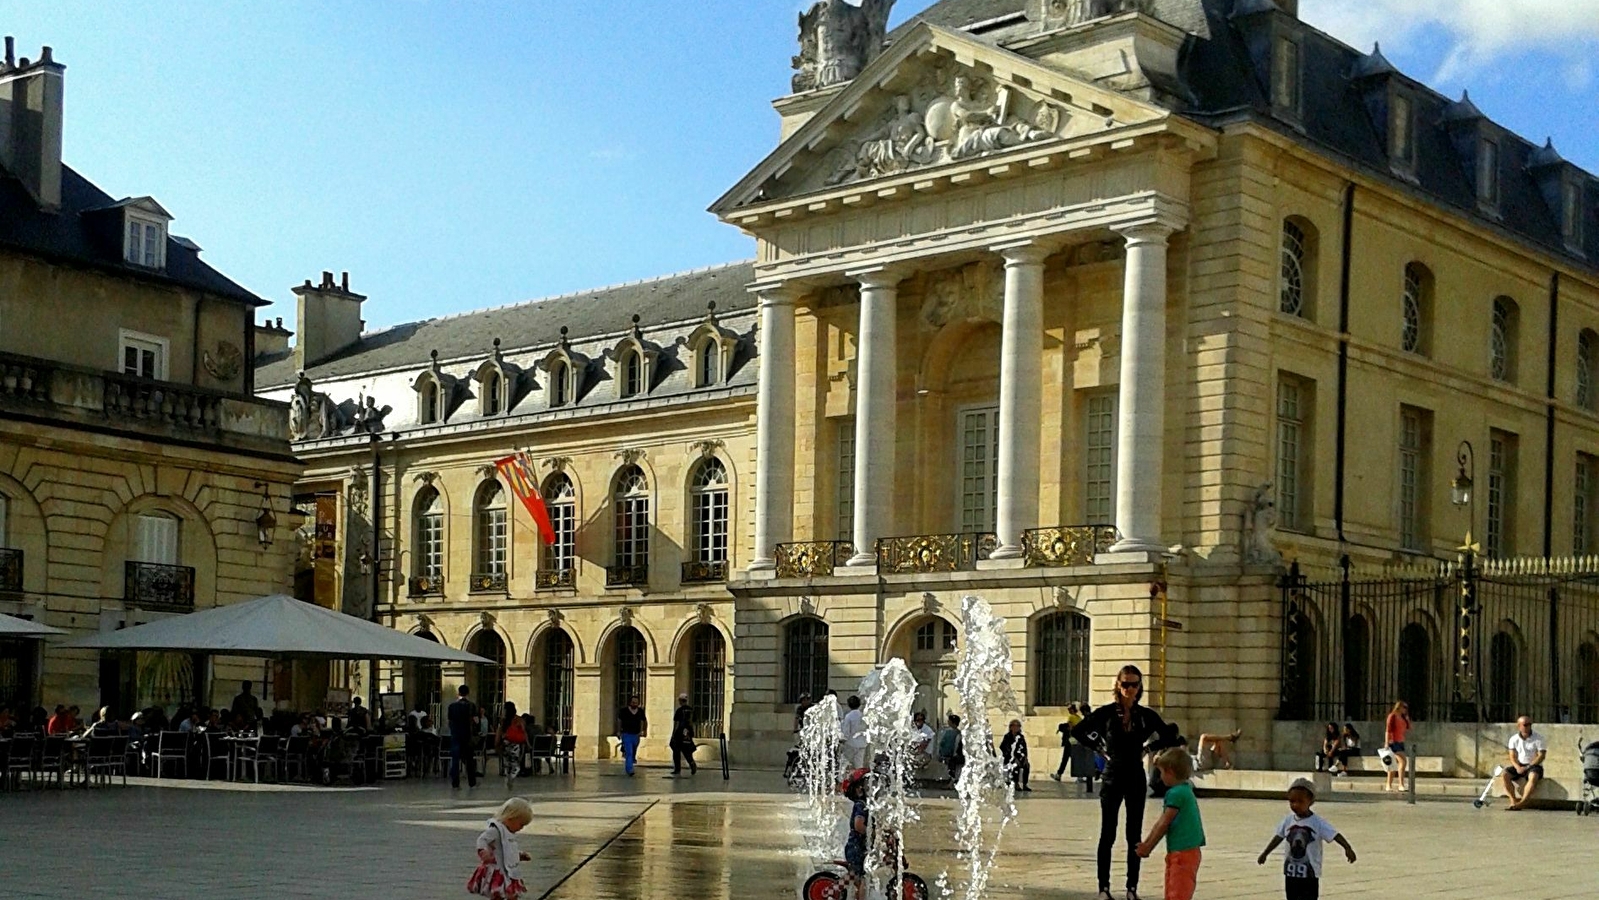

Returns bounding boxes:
[1333,183,1355,544]
[368,431,382,715]
[1544,272,1560,717]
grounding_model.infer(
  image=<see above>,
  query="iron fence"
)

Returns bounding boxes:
[1280,555,1599,724]
[124,561,195,611]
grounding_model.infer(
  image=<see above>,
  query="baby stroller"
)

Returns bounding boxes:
[1576,737,1599,816]
[319,731,367,786]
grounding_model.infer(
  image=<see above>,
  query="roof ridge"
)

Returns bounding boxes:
[420,258,754,329]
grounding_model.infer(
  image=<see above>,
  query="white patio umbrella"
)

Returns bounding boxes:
[62,593,489,663]
[0,612,66,637]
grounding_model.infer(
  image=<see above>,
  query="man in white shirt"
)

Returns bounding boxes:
[1499,716,1547,811]
[911,711,937,776]
[839,695,868,771]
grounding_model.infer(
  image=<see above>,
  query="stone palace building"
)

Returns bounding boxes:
[260,0,1599,766]
[0,40,301,714]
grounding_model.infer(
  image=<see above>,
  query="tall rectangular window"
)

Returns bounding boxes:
[1271,37,1301,117]
[1564,180,1585,247]
[119,331,166,380]
[544,475,576,574]
[1578,454,1598,555]
[1084,394,1117,525]
[124,218,164,268]
[1477,139,1500,207]
[1487,430,1516,558]
[958,406,1000,534]
[1398,406,1430,552]
[836,419,855,541]
[1389,93,1414,170]
[1276,376,1313,532]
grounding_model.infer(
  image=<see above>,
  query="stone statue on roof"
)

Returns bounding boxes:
[792,0,896,93]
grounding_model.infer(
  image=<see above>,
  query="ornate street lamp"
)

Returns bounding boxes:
[1451,441,1476,550]
[253,482,278,549]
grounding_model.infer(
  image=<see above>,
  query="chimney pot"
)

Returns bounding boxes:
[4,36,14,68]
[341,271,349,291]
[18,57,28,67]
[276,317,283,328]
[40,46,52,63]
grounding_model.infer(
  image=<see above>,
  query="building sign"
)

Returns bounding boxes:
[313,493,339,609]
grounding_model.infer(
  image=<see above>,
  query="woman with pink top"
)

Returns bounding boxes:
[1383,700,1411,792]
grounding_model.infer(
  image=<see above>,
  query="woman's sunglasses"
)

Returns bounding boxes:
[1119,680,1142,689]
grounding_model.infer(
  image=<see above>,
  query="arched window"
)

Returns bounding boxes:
[473,481,508,580]
[484,374,503,416]
[1034,612,1091,707]
[541,473,576,579]
[549,360,570,408]
[914,619,957,654]
[1576,639,1599,724]
[697,339,721,388]
[1487,626,1521,722]
[689,625,726,738]
[612,625,647,711]
[419,382,439,425]
[611,466,650,582]
[784,617,829,704]
[542,629,575,733]
[1491,297,1518,383]
[1397,622,1432,721]
[1401,263,1431,355]
[619,349,643,399]
[1579,329,1598,410]
[1280,218,1316,319]
[469,630,507,730]
[689,458,729,569]
[414,487,443,580]
[0,493,9,548]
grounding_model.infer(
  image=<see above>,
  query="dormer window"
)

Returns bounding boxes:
[1563,180,1585,249]
[686,301,739,389]
[125,216,166,268]
[550,360,570,407]
[697,339,721,387]
[1389,92,1415,173]
[609,315,660,401]
[620,349,643,398]
[1271,36,1301,120]
[540,326,587,410]
[1477,138,1500,209]
[419,382,439,424]
[473,338,520,417]
[412,349,455,426]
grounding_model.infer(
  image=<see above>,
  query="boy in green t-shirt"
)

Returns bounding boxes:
[1137,747,1205,900]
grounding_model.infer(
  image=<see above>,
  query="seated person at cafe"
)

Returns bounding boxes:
[419,714,438,736]
[346,696,371,732]
[0,705,14,737]
[46,704,71,734]
[290,713,320,738]
[87,706,122,736]
[178,709,202,733]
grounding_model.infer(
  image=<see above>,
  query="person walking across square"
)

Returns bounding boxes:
[617,695,646,777]
[669,693,698,776]
[1258,778,1356,900]
[1135,747,1205,900]
[447,684,480,789]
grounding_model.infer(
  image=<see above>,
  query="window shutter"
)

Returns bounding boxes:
[136,514,179,564]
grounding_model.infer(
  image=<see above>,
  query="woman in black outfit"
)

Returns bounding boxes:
[1071,664,1169,900]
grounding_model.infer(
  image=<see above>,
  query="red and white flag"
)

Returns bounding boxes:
[494,453,556,545]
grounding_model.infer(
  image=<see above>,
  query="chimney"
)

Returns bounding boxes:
[0,39,65,210]
[292,272,368,370]
[254,316,294,360]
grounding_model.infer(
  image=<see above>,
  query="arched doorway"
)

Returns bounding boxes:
[1344,614,1371,720]
[885,615,958,726]
[406,631,444,723]
[677,625,726,739]
[1487,627,1521,723]
[1576,639,1599,724]
[1397,623,1431,721]
[601,626,648,729]
[1282,608,1317,720]
[534,628,575,734]
[468,630,507,730]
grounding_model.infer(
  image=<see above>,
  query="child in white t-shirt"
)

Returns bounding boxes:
[1257,778,1356,900]
[469,797,533,899]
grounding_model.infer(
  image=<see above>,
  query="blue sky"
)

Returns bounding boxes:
[5,1,1596,330]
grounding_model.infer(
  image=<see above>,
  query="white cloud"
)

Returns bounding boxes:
[1299,0,1599,83]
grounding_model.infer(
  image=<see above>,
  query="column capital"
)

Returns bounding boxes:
[848,266,908,292]
[749,282,806,306]
[992,241,1053,268]
[1115,221,1177,246]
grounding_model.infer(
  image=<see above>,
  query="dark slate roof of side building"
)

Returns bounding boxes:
[255,261,758,389]
[0,165,263,305]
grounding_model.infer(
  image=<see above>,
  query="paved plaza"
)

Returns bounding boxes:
[1,763,1594,899]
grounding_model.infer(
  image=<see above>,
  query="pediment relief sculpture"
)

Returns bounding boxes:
[1033,0,1158,29]
[821,71,1067,188]
[792,0,896,94]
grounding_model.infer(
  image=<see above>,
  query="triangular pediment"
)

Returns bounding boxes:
[711,23,1171,216]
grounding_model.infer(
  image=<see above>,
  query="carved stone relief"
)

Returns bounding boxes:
[920,261,1004,329]
[792,0,896,93]
[202,341,242,381]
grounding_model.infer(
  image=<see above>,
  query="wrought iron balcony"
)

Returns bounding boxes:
[773,541,854,578]
[468,571,507,594]
[1021,525,1119,567]
[681,560,729,584]
[124,561,195,612]
[605,563,649,588]
[408,574,445,597]
[0,548,21,594]
[103,373,222,430]
[535,567,575,590]
[876,532,997,575]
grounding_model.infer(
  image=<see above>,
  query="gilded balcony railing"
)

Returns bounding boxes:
[124,561,195,611]
[0,548,22,594]
[773,541,854,578]
[875,532,997,575]
[535,567,575,590]
[606,564,649,588]
[468,571,508,594]
[1021,525,1119,567]
[408,574,445,597]
[681,560,729,584]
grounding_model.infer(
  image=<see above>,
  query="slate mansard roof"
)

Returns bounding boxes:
[892,0,1599,270]
[0,164,263,304]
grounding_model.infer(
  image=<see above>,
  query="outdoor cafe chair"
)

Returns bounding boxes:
[37,735,69,789]
[86,735,128,786]
[282,735,311,782]
[202,732,232,781]
[556,733,577,774]
[528,733,557,775]
[154,731,189,779]
[233,735,275,783]
[3,733,37,789]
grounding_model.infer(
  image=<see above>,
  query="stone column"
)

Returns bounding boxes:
[1111,223,1174,554]
[848,270,902,566]
[750,286,799,572]
[990,243,1049,559]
